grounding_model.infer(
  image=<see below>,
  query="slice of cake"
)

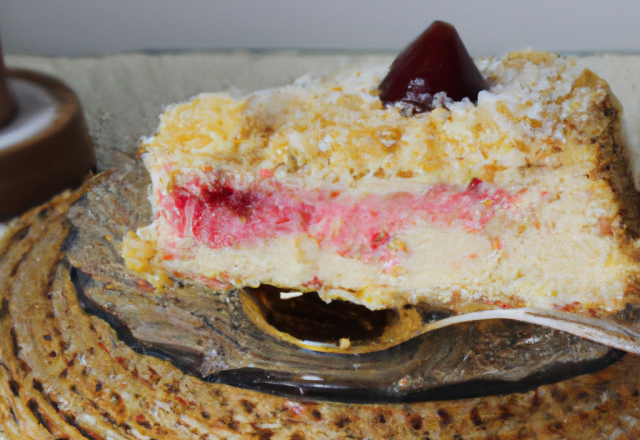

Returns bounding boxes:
[123,46,640,314]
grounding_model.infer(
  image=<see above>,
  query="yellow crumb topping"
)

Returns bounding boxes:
[142,51,610,193]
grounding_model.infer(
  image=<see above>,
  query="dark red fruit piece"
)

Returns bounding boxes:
[379,21,486,114]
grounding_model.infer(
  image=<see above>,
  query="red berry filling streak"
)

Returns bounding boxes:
[160,176,518,267]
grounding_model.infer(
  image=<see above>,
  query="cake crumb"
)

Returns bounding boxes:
[280,291,304,300]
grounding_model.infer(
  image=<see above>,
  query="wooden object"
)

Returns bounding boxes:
[0,36,17,128]
[0,39,95,218]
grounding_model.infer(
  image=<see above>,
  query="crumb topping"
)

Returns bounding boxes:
[143,51,609,194]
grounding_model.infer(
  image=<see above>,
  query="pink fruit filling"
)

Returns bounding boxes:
[159,176,519,264]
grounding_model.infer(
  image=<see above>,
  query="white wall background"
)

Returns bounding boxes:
[2,0,640,56]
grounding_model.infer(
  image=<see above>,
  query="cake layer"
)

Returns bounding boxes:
[127,170,637,311]
[124,50,640,313]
